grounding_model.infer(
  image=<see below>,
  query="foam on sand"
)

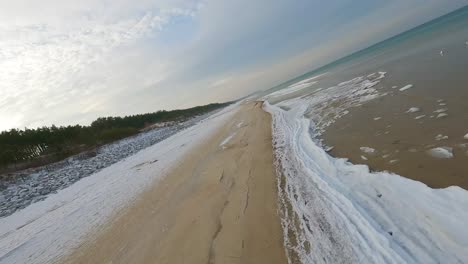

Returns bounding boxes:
[263,74,468,263]
[399,84,413,91]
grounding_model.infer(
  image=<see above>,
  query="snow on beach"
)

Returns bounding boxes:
[263,72,468,263]
[0,105,238,264]
[265,101,468,263]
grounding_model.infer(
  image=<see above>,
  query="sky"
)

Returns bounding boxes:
[0,0,467,131]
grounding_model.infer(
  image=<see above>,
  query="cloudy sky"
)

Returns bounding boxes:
[1,0,466,130]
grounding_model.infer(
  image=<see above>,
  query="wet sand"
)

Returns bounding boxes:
[62,102,287,264]
[322,85,468,190]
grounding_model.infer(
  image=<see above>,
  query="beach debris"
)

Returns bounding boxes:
[436,113,448,118]
[406,107,420,113]
[399,84,413,91]
[373,117,382,121]
[427,147,453,159]
[415,115,425,120]
[377,194,382,198]
[360,147,376,154]
[388,231,393,236]
[435,134,448,141]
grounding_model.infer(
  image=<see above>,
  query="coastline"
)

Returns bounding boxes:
[62,102,287,264]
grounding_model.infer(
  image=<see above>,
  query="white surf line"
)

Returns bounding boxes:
[0,104,239,264]
[264,101,468,264]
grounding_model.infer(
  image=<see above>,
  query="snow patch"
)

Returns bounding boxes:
[0,104,239,264]
[220,132,236,147]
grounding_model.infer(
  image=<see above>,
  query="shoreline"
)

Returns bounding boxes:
[62,102,287,264]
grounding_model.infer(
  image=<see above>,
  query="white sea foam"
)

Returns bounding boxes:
[427,147,453,159]
[0,104,239,264]
[265,73,328,99]
[270,71,386,138]
[464,133,468,140]
[360,147,376,154]
[399,84,413,91]
[406,107,420,113]
[434,108,448,113]
[264,74,468,263]
[414,115,425,120]
[435,134,448,141]
[437,113,448,118]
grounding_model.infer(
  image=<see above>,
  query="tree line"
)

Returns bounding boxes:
[0,102,230,170]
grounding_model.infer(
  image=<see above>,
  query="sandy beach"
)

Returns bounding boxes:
[62,102,287,264]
